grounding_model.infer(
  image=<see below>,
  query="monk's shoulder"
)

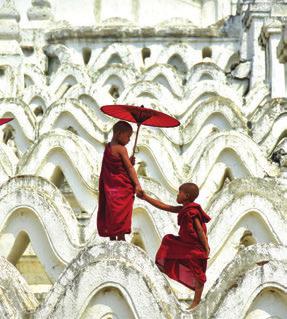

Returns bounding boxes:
[185,205,200,219]
[110,144,127,156]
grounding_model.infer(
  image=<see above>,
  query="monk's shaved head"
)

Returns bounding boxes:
[179,183,199,201]
[113,121,133,134]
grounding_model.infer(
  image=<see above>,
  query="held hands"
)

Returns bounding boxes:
[135,185,146,199]
[135,184,143,197]
[136,190,145,199]
[130,156,136,165]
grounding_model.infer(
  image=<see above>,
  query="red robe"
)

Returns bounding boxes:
[155,202,211,290]
[97,143,135,237]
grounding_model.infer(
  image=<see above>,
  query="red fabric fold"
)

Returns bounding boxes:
[155,202,211,290]
[97,144,135,237]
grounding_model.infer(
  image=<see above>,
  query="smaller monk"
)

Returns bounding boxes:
[137,183,210,309]
[97,121,142,241]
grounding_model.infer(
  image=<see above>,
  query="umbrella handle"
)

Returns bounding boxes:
[132,123,141,157]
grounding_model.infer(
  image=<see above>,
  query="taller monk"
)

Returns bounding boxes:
[97,121,142,241]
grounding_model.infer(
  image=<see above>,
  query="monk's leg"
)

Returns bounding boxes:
[110,236,116,241]
[117,234,126,241]
[187,280,203,310]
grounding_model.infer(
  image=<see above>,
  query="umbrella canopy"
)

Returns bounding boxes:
[0,118,13,126]
[101,104,180,156]
[101,104,180,127]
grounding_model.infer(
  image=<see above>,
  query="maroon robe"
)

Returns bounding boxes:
[97,143,135,237]
[155,202,211,290]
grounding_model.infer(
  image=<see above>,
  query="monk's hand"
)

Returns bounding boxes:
[135,184,143,196]
[136,189,145,199]
[130,156,135,165]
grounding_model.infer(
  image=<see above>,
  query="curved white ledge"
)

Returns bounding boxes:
[23,63,46,88]
[204,178,287,291]
[180,96,246,144]
[244,81,270,117]
[194,244,287,319]
[95,63,138,88]
[187,62,226,85]
[183,80,242,116]
[23,85,53,110]
[48,64,92,99]
[156,42,196,70]
[0,143,18,185]
[35,241,182,319]
[0,175,81,280]
[18,129,99,214]
[90,43,135,70]
[188,131,278,188]
[0,256,38,317]
[143,64,184,97]
[39,98,107,146]
[119,80,180,115]
[251,100,287,154]
[0,98,36,142]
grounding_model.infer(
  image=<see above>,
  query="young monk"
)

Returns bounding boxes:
[97,121,142,241]
[138,183,210,309]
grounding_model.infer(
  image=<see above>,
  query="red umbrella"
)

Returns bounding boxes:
[101,104,180,155]
[0,118,13,126]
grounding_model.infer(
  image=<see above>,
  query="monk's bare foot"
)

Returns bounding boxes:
[117,234,126,241]
[110,236,116,241]
[186,301,199,310]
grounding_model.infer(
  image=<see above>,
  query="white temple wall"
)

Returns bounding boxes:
[9,0,239,28]
[137,0,202,26]
[0,0,286,318]
[53,0,96,26]
[47,39,238,74]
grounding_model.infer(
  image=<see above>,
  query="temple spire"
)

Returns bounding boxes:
[0,0,20,43]
[0,0,19,22]
[27,0,53,21]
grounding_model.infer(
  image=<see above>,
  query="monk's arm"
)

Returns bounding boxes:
[118,146,142,190]
[141,193,181,213]
[194,217,210,254]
